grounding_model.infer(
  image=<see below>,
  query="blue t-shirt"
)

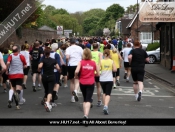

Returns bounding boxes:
[3,54,9,64]
[112,39,117,46]
[86,43,91,49]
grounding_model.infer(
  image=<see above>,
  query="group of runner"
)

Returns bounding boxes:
[0,36,149,119]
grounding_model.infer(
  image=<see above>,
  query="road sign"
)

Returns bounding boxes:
[64,30,72,33]
[57,26,63,35]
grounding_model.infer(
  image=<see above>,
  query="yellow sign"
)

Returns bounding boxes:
[139,2,175,22]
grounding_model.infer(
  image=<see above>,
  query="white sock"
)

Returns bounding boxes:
[20,90,23,101]
[139,90,142,93]
[38,84,41,87]
[9,89,14,101]
[74,89,77,93]
[33,83,35,86]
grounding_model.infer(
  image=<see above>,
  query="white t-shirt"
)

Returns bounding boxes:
[66,45,83,66]
[122,48,132,62]
[20,51,30,66]
[0,52,3,59]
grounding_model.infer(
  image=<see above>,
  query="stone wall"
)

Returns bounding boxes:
[1,28,58,47]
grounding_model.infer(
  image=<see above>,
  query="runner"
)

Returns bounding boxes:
[75,48,99,119]
[91,43,103,106]
[100,49,116,115]
[2,48,9,93]
[110,48,123,88]
[66,38,83,102]
[128,41,149,101]
[6,45,27,109]
[38,47,60,112]
[60,44,68,87]
[20,45,30,89]
[121,43,132,82]
[30,41,43,92]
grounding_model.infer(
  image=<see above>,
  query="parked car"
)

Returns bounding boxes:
[146,48,160,64]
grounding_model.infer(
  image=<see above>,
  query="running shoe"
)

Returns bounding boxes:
[103,107,109,115]
[126,78,129,82]
[71,97,75,103]
[97,100,102,107]
[51,102,57,107]
[33,86,36,92]
[113,83,116,89]
[16,105,21,110]
[117,80,120,86]
[22,84,27,89]
[4,89,7,93]
[19,98,26,105]
[8,100,12,108]
[72,91,79,102]
[124,73,127,79]
[83,115,88,127]
[38,86,42,90]
[44,102,52,112]
[137,92,142,102]
[64,84,68,88]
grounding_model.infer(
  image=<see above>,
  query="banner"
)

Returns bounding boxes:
[1,119,175,126]
[57,26,63,35]
[139,2,175,22]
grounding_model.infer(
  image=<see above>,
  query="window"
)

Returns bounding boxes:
[140,32,153,43]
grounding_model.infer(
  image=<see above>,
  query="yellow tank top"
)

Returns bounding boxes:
[110,51,119,68]
[56,50,60,54]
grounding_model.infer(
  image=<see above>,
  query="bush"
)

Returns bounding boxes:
[146,42,160,51]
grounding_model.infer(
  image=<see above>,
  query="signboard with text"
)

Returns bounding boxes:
[57,26,63,35]
[139,2,175,22]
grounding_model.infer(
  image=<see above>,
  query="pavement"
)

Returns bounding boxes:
[145,64,175,87]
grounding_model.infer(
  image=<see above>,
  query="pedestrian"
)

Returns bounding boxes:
[91,43,103,107]
[128,41,149,101]
[75,48,99,119]
[30,41,43,92]
[60,44,68,87]
[118,38,123,52]
[6,45,27,109]
[2,48,10,93]
[110,48,123,87]
[121,43,132,82]
[38,47,60,112]
[66,38,83,102]
[100,49,117,115]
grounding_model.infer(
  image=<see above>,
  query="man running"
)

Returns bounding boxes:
[128,41,149,101]
[30,41,43,92]
[6,45,27,109]
[66,38,83,102]
[91,43,103,106]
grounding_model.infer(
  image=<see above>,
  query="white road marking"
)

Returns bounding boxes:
[149,82,153,84]
[159,99,164,101]
[154,90,159,92]
[146,105,152,107]
[169,107,174,109]
[154,86,160,89]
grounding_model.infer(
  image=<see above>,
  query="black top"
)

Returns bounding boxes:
[129,48,148,69]
[40,57,58,75]
[30,48,43,62]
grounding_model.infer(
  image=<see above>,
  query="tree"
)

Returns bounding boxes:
[52,8,69,15]
[82,16,100,35]
[125,4,138,13]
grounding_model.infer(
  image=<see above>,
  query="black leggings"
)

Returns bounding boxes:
[42,75,55,96]
[80,83,94,102]
[100,81,113,96]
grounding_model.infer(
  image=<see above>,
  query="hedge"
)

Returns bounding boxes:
[146,42,160,51]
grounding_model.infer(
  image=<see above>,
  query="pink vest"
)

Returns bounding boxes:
[79,60,96,85]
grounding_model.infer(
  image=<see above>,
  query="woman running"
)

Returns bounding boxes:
[38,47,60,112]
[75,48,99,119]
[100,49,116,115]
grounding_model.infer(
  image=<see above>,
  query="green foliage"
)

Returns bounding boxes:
[52,8,69,15]
[83,16,100,35]
[146,42,160,51]
[125,4,138,13]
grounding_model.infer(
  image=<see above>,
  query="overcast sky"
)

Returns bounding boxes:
[42,0,142,13]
